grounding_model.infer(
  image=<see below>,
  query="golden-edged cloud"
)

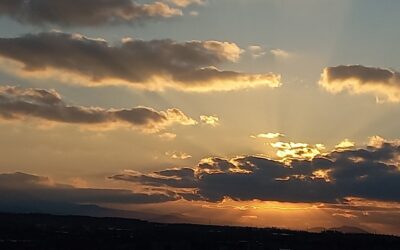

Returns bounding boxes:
[270,141,325,160]
[335,139,355,150]
[168,0,204,7]
[165,151,192,160]
[0,32,281,92]
[319,65,400,103]
[200,115,219,126]
[111,137,400,203]
[0,0,185,27]
[0,85,196,132]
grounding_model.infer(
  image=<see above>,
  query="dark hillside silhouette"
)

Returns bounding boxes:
[0,213,399,250]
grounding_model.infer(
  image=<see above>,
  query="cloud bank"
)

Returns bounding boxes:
[0,85,196,132]
[0,172,176,204]
[0,0,187,27]
[319,65,400,102]
[0,32,281,92]
[111,138,400,203]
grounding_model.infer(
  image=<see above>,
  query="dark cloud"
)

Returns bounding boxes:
[0,32,281,91]
[111,140,400,203]
[319,65,400,102]
[0,0,182,27]
[0,172,177,204]
[0,85,196,131]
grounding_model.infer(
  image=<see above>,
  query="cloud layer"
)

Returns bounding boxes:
[0,0,186,27]
[319,65,400,102]
[0,32,281,91]
[0,172,176,204]
[111,138,400,203]
[0,85,196,131]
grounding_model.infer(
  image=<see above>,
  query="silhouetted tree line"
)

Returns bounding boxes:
[0,213,399,250]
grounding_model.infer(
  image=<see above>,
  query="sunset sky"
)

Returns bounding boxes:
[0,0,400,235]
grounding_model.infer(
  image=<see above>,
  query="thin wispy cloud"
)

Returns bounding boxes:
[165,151,192,160]
[251,132,285,139]
[270,49,290,58]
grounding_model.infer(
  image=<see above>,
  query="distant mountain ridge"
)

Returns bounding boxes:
[0,199,374,236]
[309,226,370,234]
[0,199,186,224]
[0,213,398,250]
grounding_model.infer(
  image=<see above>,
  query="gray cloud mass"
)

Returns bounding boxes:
[0,85,196,131]
[0,172,176,204]
[111,140,400,203]
[0,0,183,27]
[0,32,281,91]
[0,140,399,209]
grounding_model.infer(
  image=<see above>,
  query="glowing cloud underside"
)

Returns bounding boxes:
[251,132,285,139]
[319,65,400,103]
[0,85,197,132]
[0,0,184,27]
[110,138,400,203]
[200,115,219,126]
[168,0,204,7]
[0,32,281,92]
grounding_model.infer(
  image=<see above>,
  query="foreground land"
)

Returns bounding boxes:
[0,213,399,250]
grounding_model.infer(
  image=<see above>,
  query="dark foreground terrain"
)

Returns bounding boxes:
[0,213,399,250]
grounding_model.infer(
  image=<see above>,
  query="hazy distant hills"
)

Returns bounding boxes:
[308,226,370,234]
[0,199,186,224]
[0,199,372,236]
[330,226,370,234]
[0,198,377,237]
[0,213,398,250]
[0,199,377,236]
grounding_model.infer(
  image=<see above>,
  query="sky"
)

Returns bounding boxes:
[0,0,399,235]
